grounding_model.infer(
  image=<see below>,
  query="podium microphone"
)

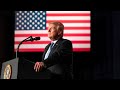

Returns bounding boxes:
[16,36,40,58]
[26,36,40,41]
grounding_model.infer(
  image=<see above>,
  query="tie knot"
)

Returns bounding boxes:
[50,43,54,48]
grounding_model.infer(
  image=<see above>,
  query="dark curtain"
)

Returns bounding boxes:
[92,11,113,80]
[112,11,120,79]
[0,11,14,75]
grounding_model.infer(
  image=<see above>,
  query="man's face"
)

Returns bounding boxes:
[48,24,59,41]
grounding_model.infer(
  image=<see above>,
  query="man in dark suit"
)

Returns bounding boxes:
[34,21,73,79]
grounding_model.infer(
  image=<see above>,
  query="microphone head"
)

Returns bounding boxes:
[34,37,40,40]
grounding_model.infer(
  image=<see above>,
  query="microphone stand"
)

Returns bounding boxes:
[16,36,32,59]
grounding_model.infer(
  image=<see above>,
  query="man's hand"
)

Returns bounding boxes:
[34,62,44,72]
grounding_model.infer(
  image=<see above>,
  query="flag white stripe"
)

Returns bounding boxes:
[47,16,90,20]
[15,36,90,41]
[15,30,90,34]
[47,11,90,13]
[46,23,90,27]
[63,37,90,41]
[15,44,90,49]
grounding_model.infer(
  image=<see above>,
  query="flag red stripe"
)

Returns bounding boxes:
[46,27,90,30]
[14,49,45,52]
[47,13,90,16]
[15,41,50,44]
[15,34,90,37]
[15,41,90,44]
[14,48,90,52]
[73,48,90,52]
[47,20,90,23]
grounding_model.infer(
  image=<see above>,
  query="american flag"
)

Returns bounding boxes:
[15,11,90,52]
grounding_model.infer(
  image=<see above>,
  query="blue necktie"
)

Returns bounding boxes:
[44,43,54,60]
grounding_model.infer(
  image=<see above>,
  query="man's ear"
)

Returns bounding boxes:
[58,31,62,35]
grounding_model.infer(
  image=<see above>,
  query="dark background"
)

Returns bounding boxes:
[0,1,120,80]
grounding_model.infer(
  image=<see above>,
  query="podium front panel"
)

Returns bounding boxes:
[1,58,19,79]
[1,57,51,79]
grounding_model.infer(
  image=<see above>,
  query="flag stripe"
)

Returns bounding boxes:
[47,16,90,20]
[15,30,90,34]
[73,48,90,52]
[14,48,90,52]
[46,13,90,16]
[15,41,90,44]
[15,34,90,37]
[46,27,90,30]
[46,23,90,27]
[15,44,90,48]
[47,20,90,23]
[47,11,90,13]
[15,36,90,41]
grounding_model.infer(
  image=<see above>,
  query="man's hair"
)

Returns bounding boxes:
[49,21,64,31]
[49,21,64,37]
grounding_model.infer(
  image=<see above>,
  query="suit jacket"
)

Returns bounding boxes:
[42,38,73,79]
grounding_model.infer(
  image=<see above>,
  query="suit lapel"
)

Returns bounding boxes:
[49,38,63,56]
[42,38,64,60]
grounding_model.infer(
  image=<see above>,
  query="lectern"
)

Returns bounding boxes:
[0,57,51,79]
[1,36,51,79]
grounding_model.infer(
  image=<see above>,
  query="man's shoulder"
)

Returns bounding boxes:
[62,39,72,43]
[60,39,72,45]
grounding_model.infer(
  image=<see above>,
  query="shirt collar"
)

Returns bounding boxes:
[51,40,58,44]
